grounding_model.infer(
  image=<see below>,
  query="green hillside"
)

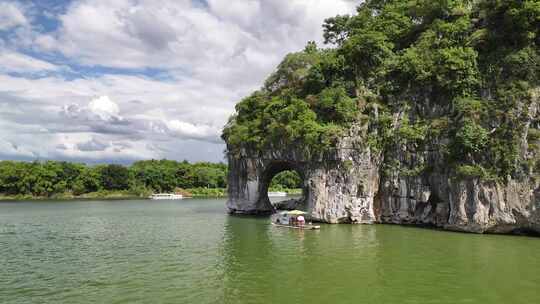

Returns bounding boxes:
[223,0,540,181]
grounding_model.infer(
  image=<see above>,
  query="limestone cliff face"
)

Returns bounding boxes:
[226,84,540,235]
[372,91,540,234]
[227,153,380,224]
[375,97,540,233]
[378,172,540,234]
[227,145,540,234]
[227,125,381,224]
[226,108,540,234]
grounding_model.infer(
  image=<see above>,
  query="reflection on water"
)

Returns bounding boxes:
[220,215,386,303]
[219,214,540,304]
[0,199,539,304]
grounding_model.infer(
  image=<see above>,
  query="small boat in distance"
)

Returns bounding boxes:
[268,191,287,197]
[149,193,184,200]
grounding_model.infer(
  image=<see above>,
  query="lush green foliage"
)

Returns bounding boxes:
[185,187,227,198]
[224,0,540,180]
[129,160,227,191]
[0,160,220,198]
[223,44,359,154]
[100,164,130,191]
[270,170,302,189]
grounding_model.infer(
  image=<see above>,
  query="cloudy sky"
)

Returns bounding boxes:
[0,0,358,164]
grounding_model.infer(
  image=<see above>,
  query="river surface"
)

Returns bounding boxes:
[0,198,539,304]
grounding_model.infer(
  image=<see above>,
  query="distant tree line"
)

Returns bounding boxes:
[269,170,302,190]
[0,160,301,198]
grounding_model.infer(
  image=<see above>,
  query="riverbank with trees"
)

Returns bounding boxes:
[0,160,301,200]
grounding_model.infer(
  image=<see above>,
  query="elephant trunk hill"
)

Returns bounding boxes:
[222,0,540,234]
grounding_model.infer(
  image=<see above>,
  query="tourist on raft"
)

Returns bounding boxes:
[297,215,305,226]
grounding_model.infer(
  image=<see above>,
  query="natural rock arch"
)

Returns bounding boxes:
[257,161,306,211]
[226,146,379,224]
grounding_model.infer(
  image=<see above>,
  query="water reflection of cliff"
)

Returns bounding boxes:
[217,215,540,303]
[218,216,381,304]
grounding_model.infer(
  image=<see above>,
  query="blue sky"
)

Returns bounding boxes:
[0,0,358,163]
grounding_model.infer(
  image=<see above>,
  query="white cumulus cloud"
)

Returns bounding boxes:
[88,96,121,120]
[167,120,221,142]
[0,0,360,163]
[0,2,27,30]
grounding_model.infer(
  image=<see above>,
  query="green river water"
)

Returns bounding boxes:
[0,198,539,304]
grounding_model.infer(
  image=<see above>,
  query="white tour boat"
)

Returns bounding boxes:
[268,191,287,197]
[149,193,184,200]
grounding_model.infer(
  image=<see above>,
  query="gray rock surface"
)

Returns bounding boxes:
[273,198,303,211]
[227,144,539,234]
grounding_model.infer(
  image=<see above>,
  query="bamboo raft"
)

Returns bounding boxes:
[271,210,320,230]
[271,223,320,230]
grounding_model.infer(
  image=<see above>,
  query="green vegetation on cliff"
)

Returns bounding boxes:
[223,0,540,181]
